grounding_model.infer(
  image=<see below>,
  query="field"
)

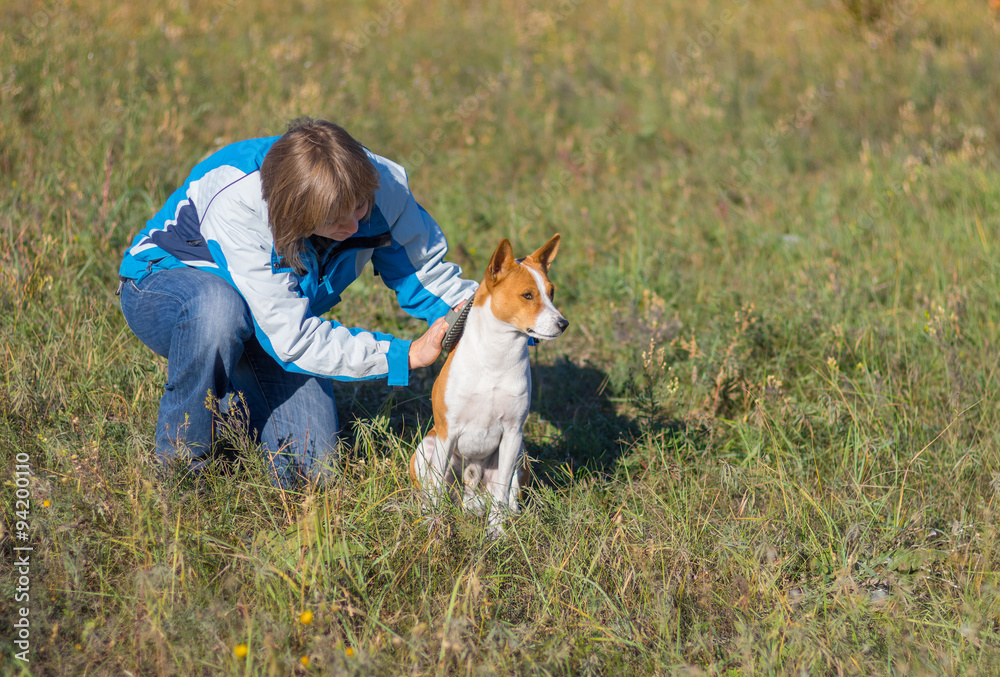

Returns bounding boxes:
[2,0,1000,674]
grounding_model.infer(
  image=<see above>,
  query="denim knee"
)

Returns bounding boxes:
[122,268,254,359]
[183,277,254,350]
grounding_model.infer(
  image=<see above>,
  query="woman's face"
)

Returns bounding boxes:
[313,201,369,241]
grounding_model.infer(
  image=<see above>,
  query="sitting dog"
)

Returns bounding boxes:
[410,234,568,535]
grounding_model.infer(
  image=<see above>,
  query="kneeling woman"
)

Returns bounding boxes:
[118,117,475,486]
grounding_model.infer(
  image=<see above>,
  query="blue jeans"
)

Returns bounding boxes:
[120,267,339,486]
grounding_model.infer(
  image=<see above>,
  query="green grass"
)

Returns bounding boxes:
[2,0,1000,674]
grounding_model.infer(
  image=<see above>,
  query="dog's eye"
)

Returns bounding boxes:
[522,292,534,300]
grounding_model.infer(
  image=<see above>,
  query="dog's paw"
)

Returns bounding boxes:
[485,505,517,539]
[463,493,489,516]
[484,522,506,540]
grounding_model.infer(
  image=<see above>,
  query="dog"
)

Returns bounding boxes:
[409,234,568,535]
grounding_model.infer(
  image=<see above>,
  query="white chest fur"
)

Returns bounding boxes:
[441,300,531,461]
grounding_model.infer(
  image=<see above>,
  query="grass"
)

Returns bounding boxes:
[2,0,1000,673]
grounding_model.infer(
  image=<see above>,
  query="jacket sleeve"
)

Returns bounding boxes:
[371,194,478,324]
[200,178,412,386]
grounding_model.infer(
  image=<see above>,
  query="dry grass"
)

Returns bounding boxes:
[2,0,1000,674]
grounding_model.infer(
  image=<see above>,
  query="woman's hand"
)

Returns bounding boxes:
[407,300,469,370]
[408,317,449,369]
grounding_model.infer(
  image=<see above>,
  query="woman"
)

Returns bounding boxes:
[118,117,475,487]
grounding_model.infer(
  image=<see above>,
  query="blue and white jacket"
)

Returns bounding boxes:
[119,136,476,387]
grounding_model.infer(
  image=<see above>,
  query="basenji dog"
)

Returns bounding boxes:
[410,234,568,536]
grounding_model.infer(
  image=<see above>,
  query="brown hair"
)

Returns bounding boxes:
[260,117,380,273]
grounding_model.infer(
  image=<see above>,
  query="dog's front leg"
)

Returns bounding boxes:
[415,433,455,507]
[485,430,524,536]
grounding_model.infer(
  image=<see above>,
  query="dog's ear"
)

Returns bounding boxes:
[488,239,516,282]
[528,233,561,273]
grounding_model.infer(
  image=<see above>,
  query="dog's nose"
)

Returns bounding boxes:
[557,317,569,332]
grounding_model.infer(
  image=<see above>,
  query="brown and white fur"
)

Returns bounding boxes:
[409,234,568,536]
